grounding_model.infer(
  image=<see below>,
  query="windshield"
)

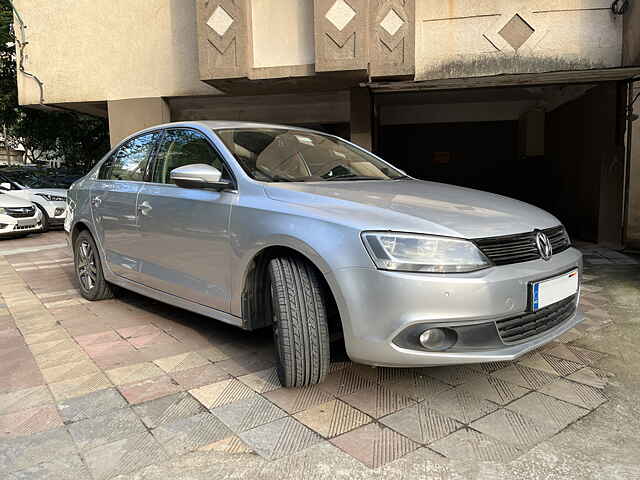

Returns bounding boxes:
[1,171,70,189]
[216,128,405,182]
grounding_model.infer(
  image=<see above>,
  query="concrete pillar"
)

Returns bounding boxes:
[626,85,640,249]
[107,97,170,147]
[350,87,372,151]
[518,109,545,157]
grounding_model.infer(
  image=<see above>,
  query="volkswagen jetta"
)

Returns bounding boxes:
[66,121,582,387]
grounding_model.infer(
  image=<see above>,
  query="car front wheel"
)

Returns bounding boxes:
[268,256,330,388]
[74,230,114,301]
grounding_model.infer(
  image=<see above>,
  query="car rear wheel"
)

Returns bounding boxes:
[74,230,114,301]
[268,256,330,388]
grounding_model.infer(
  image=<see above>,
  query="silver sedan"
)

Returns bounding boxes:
[66,121,582,387]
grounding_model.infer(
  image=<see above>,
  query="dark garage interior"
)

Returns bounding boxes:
[375,82,627,246]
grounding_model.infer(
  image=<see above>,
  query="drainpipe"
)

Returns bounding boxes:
[8,0,45,104]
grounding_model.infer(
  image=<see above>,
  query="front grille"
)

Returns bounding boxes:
[474,226,570,266]
[14,222,40,231]
[5,206,36,218]
[496,295,577,344]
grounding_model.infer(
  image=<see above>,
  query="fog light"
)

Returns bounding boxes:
[418,328,457,351]
[55,208,65,216]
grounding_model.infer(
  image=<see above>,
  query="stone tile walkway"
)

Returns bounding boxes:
[0,231,633,479]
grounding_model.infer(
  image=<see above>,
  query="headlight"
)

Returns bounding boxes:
[35,193,66,202]
[362,232,491,273]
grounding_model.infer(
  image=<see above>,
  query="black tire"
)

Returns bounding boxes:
[268,256,330,388]
[74,230,115,301]
[35,204,49,232]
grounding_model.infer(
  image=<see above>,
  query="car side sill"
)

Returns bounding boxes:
[108,275,244,328]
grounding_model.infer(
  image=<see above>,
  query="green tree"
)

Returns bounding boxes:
[0,0,110,171]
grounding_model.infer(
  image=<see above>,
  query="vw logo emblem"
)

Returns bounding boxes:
[535,231,553,261]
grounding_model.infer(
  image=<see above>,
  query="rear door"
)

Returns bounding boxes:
[135,128,235,311]
[90,131,161,281]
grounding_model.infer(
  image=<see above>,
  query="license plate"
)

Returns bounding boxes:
[17,219,36,227]
[531,269,579,311]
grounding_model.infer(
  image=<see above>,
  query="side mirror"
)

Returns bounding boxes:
[170,164,233,190]
[0,182,11,190]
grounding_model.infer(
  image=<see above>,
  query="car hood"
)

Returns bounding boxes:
[0,192,34,208]
[263,179,561,238]
[29,188,67,197]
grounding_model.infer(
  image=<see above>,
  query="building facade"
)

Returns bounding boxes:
[12,0,640,247]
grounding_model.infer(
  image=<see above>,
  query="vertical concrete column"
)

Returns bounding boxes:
[626,85,640,249]
[107,97,171,147]
[350,87,372,151]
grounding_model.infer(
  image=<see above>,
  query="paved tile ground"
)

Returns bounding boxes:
[0,231,638,479]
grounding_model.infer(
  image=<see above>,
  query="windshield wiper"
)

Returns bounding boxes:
[325,174,386,181]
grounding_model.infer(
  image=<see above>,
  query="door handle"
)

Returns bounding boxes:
[91,196,102,207]
[137,201,152,216]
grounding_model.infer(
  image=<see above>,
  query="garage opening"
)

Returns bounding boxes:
[375,82,628,246]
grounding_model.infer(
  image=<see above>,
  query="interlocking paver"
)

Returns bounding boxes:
[82,432,165,480]
[339,384,415,419]
[471,408,558,447]
[68,407,147,451]
[34,347,88,370]
[240,416,323,460]
[105,362,164,385]
[263,384,334,414]
[491,364,559,390]
[212,393,288,433]
[567,367,608,389]
[538,378,608,409]
[217,354,275,377]
[237,367,281,394]
[118,375,182,404]
[330,422,419,468]
[506,391,589,429]
[545,344,607,366]
[0,385,53,415]
[7,454,90,480]
[383,371,452,402]
[75,330,121,347]
[153,351,209,373]
[293,399,371,438]
[57,388,128,424]
[152,412,233,455]
[422,366,481,386]
[29,338,78,356]
[170,363,230,389]
[190,378,255,410]
[316,365,377,396]
[458,374,529,405]
[41,359,100,384]
[519,352,583,376]
[425,387,498,424]
[430,428,521,462]
[380,403,462,444]
[0,427,77,472]
[197,346,230,363]
[133,392,206,428]
[0,404,62,438]
[23,328,69,345]
[48,372,111,401]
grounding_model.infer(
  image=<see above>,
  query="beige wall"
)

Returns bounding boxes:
[14,0,216,107]
[250,0,315,69]
[415,0,623,81]
[627,85,640,248]
[107,98,170,147]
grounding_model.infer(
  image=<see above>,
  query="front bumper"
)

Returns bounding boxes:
[330,247,583,367]
[0,213,43,237]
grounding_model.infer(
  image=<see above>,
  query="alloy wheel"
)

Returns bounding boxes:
[76,239,97,292]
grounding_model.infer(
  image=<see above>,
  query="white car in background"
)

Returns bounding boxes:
[0,170,67,231]
[0,191,43,238]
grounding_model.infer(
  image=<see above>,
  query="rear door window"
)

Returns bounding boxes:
[99,132,160,181]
